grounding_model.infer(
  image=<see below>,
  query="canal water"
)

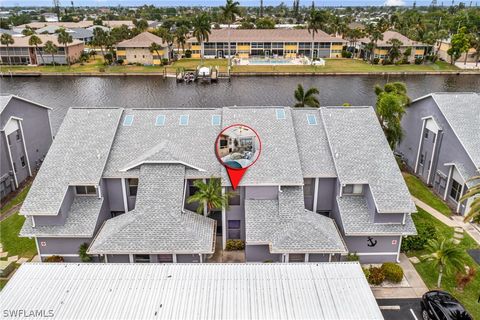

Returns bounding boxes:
[1,74,479,132]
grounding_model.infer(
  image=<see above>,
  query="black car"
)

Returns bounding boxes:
[421,290,472,320]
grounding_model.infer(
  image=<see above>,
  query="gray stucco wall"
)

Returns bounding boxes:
[107,254,129,263]
[34,186,73,226]
[245,244,281,262]
[245,186,278,200]
[226,186,246,240]
[104,178,125,213]
[309,254,330,262]
[37,237,90,257]
[344,235,401,263]
[177,254,200,263]
[316,178,336,212]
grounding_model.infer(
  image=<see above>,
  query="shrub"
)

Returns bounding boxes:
[373,58,380,65]
[381,262,403,283]
[116,59,124,65]
[341,50,352,58]
[456,267,476,291]
[185,50,192,58]
[44,255,64,262]
[347,252,359,261]
[367,266,385,285]
[414,57,424,65]
[401,222,436,252]
[78,243,92,262]
[226,239,245,251]
[362,267,370,279]
[161,58,169,66]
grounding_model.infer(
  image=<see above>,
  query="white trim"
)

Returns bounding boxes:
[313,178,319,212]
[203,178,207,216]
[104,255,108,263]
[1,95,52,111]
[444,165,453,200]
[129,254,134,263]
[305,253,309,262]
[181,179,187,213]
[34,237,40,257]
[120,160,206,173]
[3,131,18,188]
[31,216,35,228]
[426,129,438,184]
[355,252,398,256]
[396,237,402,263]
[199,254,203,263]
[414,119,426,174]
[172,254,177,263]
[18,120,32,177]
[222,187,227,250]
[97,184,102,199]
[121,178,128,213]
[456,183,466,214]
[328,254,332,262]
[47,109,54,141]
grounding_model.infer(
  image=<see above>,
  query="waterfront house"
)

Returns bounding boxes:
[0,34,84,65]
[397,92,480,215]
[20,105,415,264]
[358,30,430,63]
[0,95,52,199]
[116,32,168,65]
[186,29,347,59]
[436,38,478,64]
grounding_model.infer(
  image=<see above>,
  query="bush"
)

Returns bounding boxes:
[373,58,380,65]
[116,59,124,65]
[367,267,385,285]
[382,59,393,65]
[99,67,105,72]
[362,267,370,279]
[401,222,436,252]
[185,50,192,58]
[161,58,169,66]
[381,262,403,283]
[347,252,359,261]
[78,243,92,262]
[226,239,245,251]
[341,51,352,58]
[414,57,424,65]
[44,255,64,262]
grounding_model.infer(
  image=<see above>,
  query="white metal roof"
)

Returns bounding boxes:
[1,262,383,320]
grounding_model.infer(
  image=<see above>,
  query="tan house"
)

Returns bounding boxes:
[359,30,430,63]
[116,32,168,65]
[186,29,347,59]
[0,34,84,65]
[436,39,478,64]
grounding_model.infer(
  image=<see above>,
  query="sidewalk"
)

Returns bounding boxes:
[372,253,428,299]
[412,196,480,245]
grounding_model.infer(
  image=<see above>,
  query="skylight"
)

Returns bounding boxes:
[276,109,286,120]
[211,115,221,125]
[307,114,317,125]
[179,115,189,125]
[123,115,134,126]
[155,115,165,126]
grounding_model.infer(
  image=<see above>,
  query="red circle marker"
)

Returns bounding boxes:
[215,124,261,189]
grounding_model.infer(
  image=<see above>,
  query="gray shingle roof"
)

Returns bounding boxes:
[336,196,416,236]
[88,164,215,254]
[20,197,104,237]
[20,108,123,216]
[70,28,93,40]
[321,107,416,213]
[245,186,347,253]
[430,93,480,168]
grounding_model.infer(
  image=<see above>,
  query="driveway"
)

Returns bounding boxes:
[377,298,422,320]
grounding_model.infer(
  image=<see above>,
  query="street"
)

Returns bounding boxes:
[377,298,422,320]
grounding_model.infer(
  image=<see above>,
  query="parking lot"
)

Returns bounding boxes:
[377,298,422,320]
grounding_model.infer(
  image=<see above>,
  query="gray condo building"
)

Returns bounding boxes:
[20,105,416,263]
[397,92,479,216]
[0,95,52,199]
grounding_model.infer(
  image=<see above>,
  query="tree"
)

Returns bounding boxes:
[44,40,58,66]
[460,172,480,223]
[470,32,480,67]
[307,8,325,60]
[293,84,320,108]
[220,0,241,65]
[149,42,163,65]
[447,26,470,65]
[192,13,212,63]
[92,28,114,64]
[132,18,149,32]
[422,238,467,288]
[374,82,410,149]
[175,26,189,57]
[29,35,45,65]
[0,33,14,65]
[346,28,365,58]
[57,28,73,66]
[255,17,275,29]
[387,38,403,62]
[154,27,174,60]
[366,23,384,63]
[78,243,92,262]
[110,25,132,43]
[21,27,34,36]
[187,179,233,216]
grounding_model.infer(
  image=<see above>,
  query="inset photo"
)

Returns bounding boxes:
[216,124,261,169]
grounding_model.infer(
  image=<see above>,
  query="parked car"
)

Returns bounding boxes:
[421,290,472,320]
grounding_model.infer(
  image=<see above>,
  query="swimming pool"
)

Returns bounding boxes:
[247,59,295,65]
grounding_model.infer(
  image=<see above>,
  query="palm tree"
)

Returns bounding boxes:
[154,27,174,61]
[192,13,212,63]
[294,84,320,108]
[21,27,34,36]
[175,26,189,58]
[422,238,466,288]
[57,28,73,66]
[29,35,45,65]
[366,24,384,63]
[307,8,324,61]
[220,0,241,66]
[44,40,58,66]
[460,171,480,222]
[187,178,233,216]
[1,33,14,65]
[387,38,403,62]
[149,42,163,65]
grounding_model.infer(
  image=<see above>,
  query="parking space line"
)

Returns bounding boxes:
[379,305,401,310]
[410,308,419,320]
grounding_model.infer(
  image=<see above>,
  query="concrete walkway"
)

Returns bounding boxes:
[412,196,480,246]
[372,253,428,299]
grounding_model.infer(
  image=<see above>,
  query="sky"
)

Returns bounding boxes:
[0,0,452,7]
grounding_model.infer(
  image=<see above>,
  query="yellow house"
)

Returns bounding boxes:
[186,29,347,59]
[116,32,168,65]
[436,39,478,64]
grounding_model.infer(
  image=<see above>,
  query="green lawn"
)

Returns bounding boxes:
[406,208,480,317]
[0,213,36,259]
[0,185,31,215]
[404,173,452,216]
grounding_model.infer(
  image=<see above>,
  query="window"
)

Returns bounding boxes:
[20,156,26,167]
[228,188,240,205]
[123,115,134,126]
[75,185,97,195]
[449,179,462,202]
[211,115,221,125]
[424,130,429,139]
[179,115,189,125]
[110,211,125,218]
[128,178,138,196]
[16,130,21,141]
[343,184,363,195]
[13,162,17,173]
[157,254,173,263]
[289,254,305,262]
[419,154,425,165]
[228,220,241,239]
[303,179,313,195]
[155,115,165,126]
[276,109,286,120]
[307,114,317,125]
[134,254,150,263]
[189,180,199,196]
